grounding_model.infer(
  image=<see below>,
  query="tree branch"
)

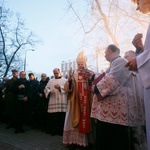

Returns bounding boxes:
[95,0,119,46]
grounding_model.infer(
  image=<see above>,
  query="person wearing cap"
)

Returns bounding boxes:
[63,51,94,149]
[125,0,150,149]
[5,69,18,129]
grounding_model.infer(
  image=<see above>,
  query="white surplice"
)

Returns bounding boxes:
[137,24,150,150]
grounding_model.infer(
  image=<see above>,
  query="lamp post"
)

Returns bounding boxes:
[24,49,35,71]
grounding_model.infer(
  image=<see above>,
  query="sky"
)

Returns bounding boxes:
[5,0,85,76]
[4,0,149,77]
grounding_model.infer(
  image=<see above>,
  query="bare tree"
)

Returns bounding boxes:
[0,4,39,78]
[66,0,149,71]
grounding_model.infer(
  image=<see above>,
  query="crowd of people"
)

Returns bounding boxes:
[0,0,149,150]
[0,70,50,134]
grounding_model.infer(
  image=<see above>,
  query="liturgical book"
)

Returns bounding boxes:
[92,72,105,101]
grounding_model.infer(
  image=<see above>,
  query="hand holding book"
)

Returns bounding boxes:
[92,72,105,101]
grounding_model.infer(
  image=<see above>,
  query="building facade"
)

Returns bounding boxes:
[61,60,77,78]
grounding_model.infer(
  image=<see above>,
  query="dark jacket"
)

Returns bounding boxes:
[13,78,29,96]
[27,79,39,101]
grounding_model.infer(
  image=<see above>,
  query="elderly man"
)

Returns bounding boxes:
[63,51,94,150]
[13,71,28,133]
[125,0,150,149]
[124,50,144,110]
[36,73,49,131]
[44,68,67,136]
[91,44,145,150]
[124,50,136,61]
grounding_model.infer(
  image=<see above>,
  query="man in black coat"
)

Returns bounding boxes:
[27,73,39,128]
[36,73,49,131]
[13,71,29,133]
[5,69,18,129]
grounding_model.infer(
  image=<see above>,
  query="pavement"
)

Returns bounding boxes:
[0,123,68,150]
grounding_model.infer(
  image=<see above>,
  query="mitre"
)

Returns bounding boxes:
[76,51,87,64]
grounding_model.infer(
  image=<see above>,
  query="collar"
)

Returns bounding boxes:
[110,56,121,63]
[55,77,62,79]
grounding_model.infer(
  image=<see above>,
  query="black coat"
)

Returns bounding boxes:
[36,79,49,113]
[27,79,39,101]
[5,78,18,116]
[13,78,29,96]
